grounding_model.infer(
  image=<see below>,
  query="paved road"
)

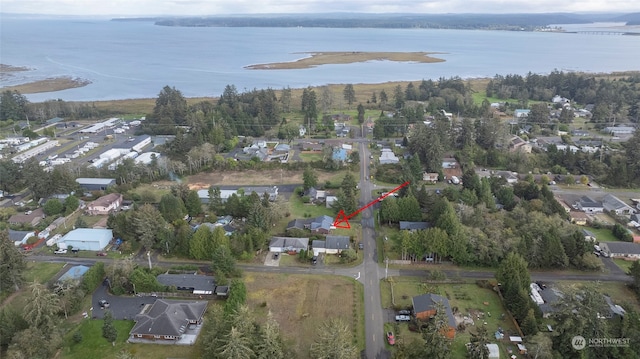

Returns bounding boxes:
[357,142,389,359]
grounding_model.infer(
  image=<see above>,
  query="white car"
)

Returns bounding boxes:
[54,249,67,254]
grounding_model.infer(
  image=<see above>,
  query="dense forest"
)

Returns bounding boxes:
[137,13,640,30]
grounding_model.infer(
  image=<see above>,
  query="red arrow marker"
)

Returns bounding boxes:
[332,181,410,229]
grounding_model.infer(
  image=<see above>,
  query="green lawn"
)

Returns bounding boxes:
[613,258,634,274]
[299,153,323,162]
[61,319,199,359]
[23,261,65,284]
[585,227,618,242]
[380,278,519,358]
[288,195,334,219]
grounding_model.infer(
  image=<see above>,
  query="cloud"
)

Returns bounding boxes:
[1,0,639,16]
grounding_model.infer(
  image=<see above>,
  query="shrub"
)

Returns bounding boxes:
[72,331,83,343]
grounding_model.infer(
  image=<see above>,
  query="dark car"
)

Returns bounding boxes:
[272,252,279,260]
[358,243,364,250]
[398,309,411,315]
[98,299,110,308]
[312,256,318,265]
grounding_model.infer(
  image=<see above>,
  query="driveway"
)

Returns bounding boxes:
[92,282,157,320]
[264,252,281,267]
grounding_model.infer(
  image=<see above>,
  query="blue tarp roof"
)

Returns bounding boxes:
[58,265,90,281]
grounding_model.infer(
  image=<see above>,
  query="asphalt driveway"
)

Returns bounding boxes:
[92,282,157,320]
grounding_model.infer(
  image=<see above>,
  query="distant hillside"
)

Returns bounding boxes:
[147,13,593,30]
[610,12,640,25]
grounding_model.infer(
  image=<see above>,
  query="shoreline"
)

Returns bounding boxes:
[0,63,92,94]
[245,51,445,70]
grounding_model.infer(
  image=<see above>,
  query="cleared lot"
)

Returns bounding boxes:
[245,272,363,358]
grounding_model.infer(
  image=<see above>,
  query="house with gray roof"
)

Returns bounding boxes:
[156,273,215,294]
[602,194,636,215]
[75,178,116,191]
[287,215,334,234]
[269,237,309,253]
[324,235,351,254]
[399,221,430,231]
[600,242,640,260]
[576,196,603,213]
[129,300,207,343]
[412,293,456,338]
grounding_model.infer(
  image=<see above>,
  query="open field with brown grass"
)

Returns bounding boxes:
[185,168,349,188]
[244,272,364,357]
[0,76,91,94]
[246,51,445,70]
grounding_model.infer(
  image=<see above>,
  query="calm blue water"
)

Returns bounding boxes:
[1,18,640,102]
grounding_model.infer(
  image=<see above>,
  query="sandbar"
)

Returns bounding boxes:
[245,51,445,70]
[0,77,91,94]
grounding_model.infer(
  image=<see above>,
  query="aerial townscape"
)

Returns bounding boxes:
[2,5,640,359]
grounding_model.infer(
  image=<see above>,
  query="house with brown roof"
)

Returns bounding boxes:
[569,211,589,226]
[129,299,207,344]
[8,208,45,226]
[86,193,123,215]
[412,293,457,339]
[509,135,532,153]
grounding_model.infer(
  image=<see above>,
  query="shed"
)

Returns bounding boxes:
[58,265,90,282]
[76,178,116,191]
[486,343,500,359]
[60,228,112,251]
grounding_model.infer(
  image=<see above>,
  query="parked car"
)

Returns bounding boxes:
[395,315,411,322]
[397,309,411,315]
[387,332,395,345]
[358,243,364,250]
[272,252,279,260]
[312,256,318,265]
[98,299,110,308]
[54,249,67,254]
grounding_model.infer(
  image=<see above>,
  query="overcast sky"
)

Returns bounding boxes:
[1,0,639,16]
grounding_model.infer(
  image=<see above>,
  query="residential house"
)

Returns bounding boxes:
[442,158,458,169]
[129,300,207,343]
[600,242,640,260]
[412,293,456,339]
[286,215,334,234]
[604,126,635,135]
[399,221,430,231]
[556,144,580,153]
[269,237,309,253]
[324,235,351,254]
[306,187,326,202]
[514,109,530,118]
[576,196,603,214]
[423,172,439,183]
[300,141,323,152]
[335,123,350,137]
[311,239,327,256]
[86,193,123,215]
[157,273,215,295]
[495,171,519,184]
[552,95,570,104]
[509,136,532,153]
[600,296,626,319]
[9,230,35,246]
[582,229,597,242]
[76,178,116,191]
[8,208,45,226]
[379,148,399,164]
[569,211,589,226]
[602,194,636,215]
[571,129,590,137]
[554,196,571,213]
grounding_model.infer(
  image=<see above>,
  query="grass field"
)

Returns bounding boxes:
[380,278,520,358]
[60,319,201,359]
[289,194,335,219]
[585,227,618,242]
[245,272,364,358]
[299,152,323,162]
[613,258,634,273]
[24,261,65,284]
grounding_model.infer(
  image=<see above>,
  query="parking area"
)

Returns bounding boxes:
[91,281,157,320]
[264,252,281,266]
